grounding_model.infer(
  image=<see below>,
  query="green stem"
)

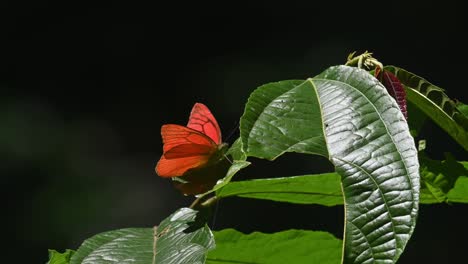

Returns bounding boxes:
[189,194,219,209]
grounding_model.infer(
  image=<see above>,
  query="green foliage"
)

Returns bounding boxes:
[47,249,75,264]
[456,103,468,117]
[225,138,246,161]
[419,154,468,203]
[207,160,251,195]
[444,161,468,203]
[207,229,342,264]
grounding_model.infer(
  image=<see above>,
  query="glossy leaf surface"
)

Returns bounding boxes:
[240,79,328,159]
[240,65,420,263]
[70,208,214,264]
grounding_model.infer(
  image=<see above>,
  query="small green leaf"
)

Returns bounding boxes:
[70,208,214,264]
[447,176,468,203]
[225,138,246,161]
[217,172,343,206]
[445,161,468,203]
[47,249,75,264]
[207,229,342,264]
[419,153,468,203]
[455,102,468,117]
[384,66,468,150]
[211,160,251,192]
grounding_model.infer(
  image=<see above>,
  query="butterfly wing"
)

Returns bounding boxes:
[156,124,218,177]
[186,103,222,145]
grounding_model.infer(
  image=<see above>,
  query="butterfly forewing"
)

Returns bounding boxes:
[186,103,222,144]
[161,124,217,153]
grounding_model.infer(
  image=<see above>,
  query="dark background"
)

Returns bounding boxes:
[1,1,467,263]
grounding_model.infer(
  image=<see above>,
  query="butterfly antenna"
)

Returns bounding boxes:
[223,120,239,143]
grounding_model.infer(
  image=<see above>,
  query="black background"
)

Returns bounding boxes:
[1,1,467,263]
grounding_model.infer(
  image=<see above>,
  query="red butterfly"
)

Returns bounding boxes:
[156,103,227,178]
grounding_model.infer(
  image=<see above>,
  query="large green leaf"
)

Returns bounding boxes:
[239,65,420,263]
[47,249,75,264]
[384,66,468,150]
[217,160,468,205]
[206,229,342,264]
[217,172,343,206]
[70,208,214,264]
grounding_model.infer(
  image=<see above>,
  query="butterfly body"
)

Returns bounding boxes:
[156,103,226,178]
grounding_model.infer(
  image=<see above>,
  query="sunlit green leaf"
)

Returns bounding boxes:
[447,176,468,203]
[419,154,468,203]
[455,102,468,117]
[47,249,75,264]
[217,172,343,206]
[207,229,342,264]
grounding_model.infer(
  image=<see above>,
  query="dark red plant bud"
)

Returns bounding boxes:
[381,71,408,119]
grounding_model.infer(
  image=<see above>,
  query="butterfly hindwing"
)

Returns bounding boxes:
[156,155,212,178]
[156,124,217,177]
